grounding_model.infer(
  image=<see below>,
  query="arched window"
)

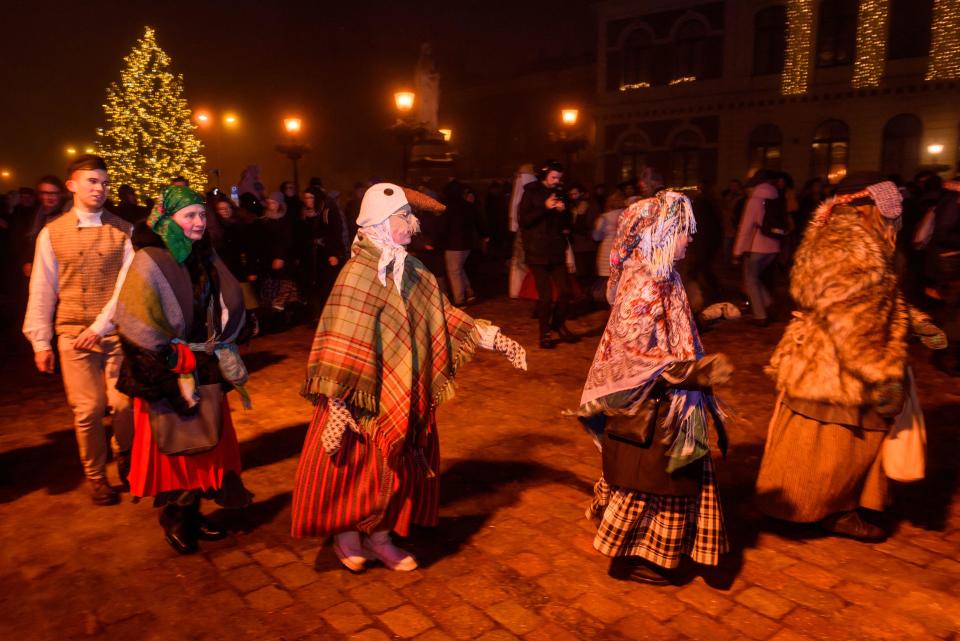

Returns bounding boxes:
[811,119,849,183]
[618,133,650,182]
[621,27,654,90]
[753,5,787,76]
[670,129,703,186]
[748,124,783,172]
[673,19,707,81]
[881,114,923,178]
[816,0,857,68]
[888,0,933,60]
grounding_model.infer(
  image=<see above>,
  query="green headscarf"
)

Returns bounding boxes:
[148,185,206,263]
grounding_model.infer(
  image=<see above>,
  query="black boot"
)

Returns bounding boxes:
[116,451,131,491]
[608,558,670,585]
[539,332,557,349]
[159,504,199,555]
[184,501,227,541]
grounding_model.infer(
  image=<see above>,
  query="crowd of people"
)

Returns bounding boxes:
[1,151,958,586]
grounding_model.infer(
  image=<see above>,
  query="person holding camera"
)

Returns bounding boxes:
[518,160,577,348]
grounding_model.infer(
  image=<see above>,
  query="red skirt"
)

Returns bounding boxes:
[291,403,440,538]
[129,396,243,498]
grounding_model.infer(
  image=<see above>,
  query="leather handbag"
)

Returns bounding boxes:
[147,384,224,456]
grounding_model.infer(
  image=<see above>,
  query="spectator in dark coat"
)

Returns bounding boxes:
[441,180,487,306]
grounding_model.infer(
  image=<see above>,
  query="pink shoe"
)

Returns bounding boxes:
[333,531,368,572]
[363,531,418,571]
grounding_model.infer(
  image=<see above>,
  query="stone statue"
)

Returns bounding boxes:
[415,43,440,131]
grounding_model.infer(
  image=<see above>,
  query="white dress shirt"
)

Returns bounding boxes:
[22,208,135,352]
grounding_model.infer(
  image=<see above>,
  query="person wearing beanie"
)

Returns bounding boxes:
[292,183,528,573]
[23,154,134,506]
[573,187,734,585]
[756,172,946,542]
[113,185,254,555]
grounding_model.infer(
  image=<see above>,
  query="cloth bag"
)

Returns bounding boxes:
[882,368,926,482]
[147,384,224,455]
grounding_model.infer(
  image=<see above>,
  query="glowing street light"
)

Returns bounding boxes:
[928,143,945,155]
[439,128,453,142]
[84,146,95,154]
[284,117,302,135]
[561,108,579,126]
[394,91,415,113]
[195,111,211,125]
[1,170,11,179]
[65,147,77,156]
[224,114,238,127]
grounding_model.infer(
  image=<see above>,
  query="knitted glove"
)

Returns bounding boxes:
[872,380,905,418]
[494,332,527,371]
[914,319,947,351]
[321,398,360,454]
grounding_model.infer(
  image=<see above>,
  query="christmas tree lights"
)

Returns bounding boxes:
[852,0,888,87]
[96,27,206,203]
[781,0,814,95]
[926,0,960,80]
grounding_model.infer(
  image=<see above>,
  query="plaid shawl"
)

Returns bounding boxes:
[302,235,478,456]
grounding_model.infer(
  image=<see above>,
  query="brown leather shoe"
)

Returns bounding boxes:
[90,479,119,506]
[821,511,886,542]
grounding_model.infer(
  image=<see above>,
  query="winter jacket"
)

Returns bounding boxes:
[517,181,570,266]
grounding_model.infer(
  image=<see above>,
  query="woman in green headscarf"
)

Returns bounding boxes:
[114,185,253,555]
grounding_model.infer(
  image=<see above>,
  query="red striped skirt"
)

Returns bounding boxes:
[291,403,440,538]
[129,397,243,498]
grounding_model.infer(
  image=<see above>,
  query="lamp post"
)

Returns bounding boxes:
[276,117,310,191]
[556,107,587,175]
[391,91,418,183]
[194,110,240,188]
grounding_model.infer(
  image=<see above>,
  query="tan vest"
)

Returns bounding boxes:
[47,210,132,336]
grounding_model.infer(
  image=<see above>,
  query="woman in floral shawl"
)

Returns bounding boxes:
[292,183,527,572]
[575,174,733,584]
[114,186,253,555]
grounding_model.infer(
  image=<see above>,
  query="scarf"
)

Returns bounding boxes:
[302,235,478,458]
[354,216,414,294]
[577,190,718,472]
[147,186,205,263]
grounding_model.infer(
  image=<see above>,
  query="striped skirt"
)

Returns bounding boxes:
[755,398,888,523]
[590,457,728,568]
[291,403,440,539]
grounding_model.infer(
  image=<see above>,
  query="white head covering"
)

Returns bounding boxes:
[357,183,409,227]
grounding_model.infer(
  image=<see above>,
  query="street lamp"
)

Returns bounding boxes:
[561,108,579,126]
[928,143,944,155]
[276,117,310,191]
[555,107,587,177]
[65,147,77,156]
[394,91,415,114]
[194,109,241,187]
[84,147,95,154]
[224,114,238,127]
[0,169,11,180]
[439,128,453,142]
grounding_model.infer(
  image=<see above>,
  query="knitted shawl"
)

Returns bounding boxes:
[301,234,479,457]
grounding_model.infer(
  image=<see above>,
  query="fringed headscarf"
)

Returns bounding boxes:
[147,185,206,263]
[611,189,697,282]
[355,206,421,294]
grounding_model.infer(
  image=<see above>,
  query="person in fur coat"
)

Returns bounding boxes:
[755,172,946,541]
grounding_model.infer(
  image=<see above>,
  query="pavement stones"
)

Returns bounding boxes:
[0,297,958,640]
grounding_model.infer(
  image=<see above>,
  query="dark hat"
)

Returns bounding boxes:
[746,169,773,187]
[835,171,885,195]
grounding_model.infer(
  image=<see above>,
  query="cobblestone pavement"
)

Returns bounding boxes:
[1,297,958,641]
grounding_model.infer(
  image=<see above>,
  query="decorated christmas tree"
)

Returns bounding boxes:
[96,27,206,202]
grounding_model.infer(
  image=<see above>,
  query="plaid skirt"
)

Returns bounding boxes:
[590,456,728,568]
[260,276,301,311]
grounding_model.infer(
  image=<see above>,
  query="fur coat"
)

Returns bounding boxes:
[767,204,919,407]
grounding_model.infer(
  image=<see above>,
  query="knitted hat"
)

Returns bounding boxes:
[356,183,445,228]
[147,185,205,263]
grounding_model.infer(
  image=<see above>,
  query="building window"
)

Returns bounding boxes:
[673,19,707,82]
[748,124,783,172]
[811,119,849,183]
[621,27,654,90]
[816,0,857,67]
[618,133,649,182]
[670,130,703,186]
[754,5,787,76]
[888,0,934,60]
[881,114,923,179]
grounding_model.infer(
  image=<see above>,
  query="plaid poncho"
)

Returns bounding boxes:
[301,235,479,457]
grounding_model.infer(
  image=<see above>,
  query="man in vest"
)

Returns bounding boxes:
[23,155,134,506]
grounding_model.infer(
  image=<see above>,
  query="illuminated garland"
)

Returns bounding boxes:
[95,27,206,203]
[781,0,814,95]
[926,0,960,80]
[852,0,888,87]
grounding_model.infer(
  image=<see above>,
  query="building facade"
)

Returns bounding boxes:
[594,0,960,188]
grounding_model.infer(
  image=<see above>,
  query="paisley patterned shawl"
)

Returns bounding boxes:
[579,191,700,411]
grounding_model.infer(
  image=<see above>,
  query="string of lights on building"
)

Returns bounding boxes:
[781,0,813,95]
[851,0,888,88]
[926,0,960,80]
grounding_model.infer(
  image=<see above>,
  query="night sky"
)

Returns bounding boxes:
[1,0,595,194]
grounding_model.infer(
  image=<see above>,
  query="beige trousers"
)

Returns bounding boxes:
[58,334,133,481]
